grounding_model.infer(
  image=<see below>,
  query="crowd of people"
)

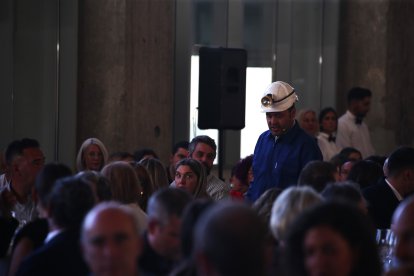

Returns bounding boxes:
[0,81,414,275]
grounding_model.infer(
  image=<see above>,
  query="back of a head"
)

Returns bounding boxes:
[321,181,364,209]
[101,161,141,204]
[298,160,336,192]
[147,188,192,224]
[77,171,112,202]
[82,201,142,241]
[346,160,383,189]
[180,199,214,258]
[189,135,216,157]
[5,138,40,165]
[133,148,159,162]
[49,176,96,230]
[387,146,414,178]
[339,147,362,161]
[35,162,72,207]
[252,187,283,226]
[108,151,134,163]
[347,87,372,104]
[285,202,380,276]
[139,158,169,191]
[172,141,189,155]
[270,186,323,241]
[194,201,267,276]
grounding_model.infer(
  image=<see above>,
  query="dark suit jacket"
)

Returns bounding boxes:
[15,229,89,276]
[363,179,401,229]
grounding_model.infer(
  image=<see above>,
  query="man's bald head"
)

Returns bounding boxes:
[82,202,142,276]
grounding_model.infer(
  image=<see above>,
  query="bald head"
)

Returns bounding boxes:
[392,196,414,266]
[82,202,142,276]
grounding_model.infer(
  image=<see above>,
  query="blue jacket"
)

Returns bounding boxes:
[246,122,322,202]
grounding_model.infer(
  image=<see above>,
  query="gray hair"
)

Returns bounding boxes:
[270,186,323,241]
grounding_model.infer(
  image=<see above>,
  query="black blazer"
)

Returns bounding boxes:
[363,178,401,229]
[15,229,89,276]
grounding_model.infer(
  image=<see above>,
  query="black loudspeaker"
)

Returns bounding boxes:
[198,47,247,130]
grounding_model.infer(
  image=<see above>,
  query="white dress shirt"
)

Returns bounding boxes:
[336,110,375,158]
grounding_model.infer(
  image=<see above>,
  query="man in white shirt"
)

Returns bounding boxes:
[336,87,375,158]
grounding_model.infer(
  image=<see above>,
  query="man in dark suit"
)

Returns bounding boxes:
[16,176,95,276]
[363,146,414,229]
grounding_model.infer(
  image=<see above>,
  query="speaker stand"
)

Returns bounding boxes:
[218,129,224,181]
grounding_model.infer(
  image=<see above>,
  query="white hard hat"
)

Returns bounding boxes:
[260,81,299,113]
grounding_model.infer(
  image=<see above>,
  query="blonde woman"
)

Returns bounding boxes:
[101,161,147,232]
[76,138,108,172]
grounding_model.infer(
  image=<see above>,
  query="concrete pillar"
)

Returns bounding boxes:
[77,0,175,163]
[337,0,414,155]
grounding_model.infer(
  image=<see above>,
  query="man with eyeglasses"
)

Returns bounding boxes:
[245,81,322,202]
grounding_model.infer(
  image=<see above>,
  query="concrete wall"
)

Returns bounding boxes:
[77,0,175,163]
[337,0,414,156]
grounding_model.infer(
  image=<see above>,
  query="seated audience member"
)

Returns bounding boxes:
[8,163,72,276]
[0,138,45,226]
[298,160,338,192]
[285,202,381,276]
[131,163,154,212]
[336,87,375,158]
[170,199,213,276]
[329,152,345,177]
[108,151,134,163]
[321,181,367,214]
[297,108,319,137]
[15,176,95,276]
[252,187,283,227]
[187,135,230,201]
[339,160,356,181]
[346,160,384,189]
[139,158,170,191]
[76,171,112,203]
[229,155,253,200]
[317,107,342,161]
[82,202,143,276]
[167,141,189,183]
[76,138,108,172]
[270,186,323,245]
[0,150,11,188]
[365,155,387,168]
[172,158,209,199]
[363,146,414,229]
[138,188,192,275]
[101,161,147,232]
[133,148,159,162]
[193,201,267,276]
[387,196,414,275]
[339,147,362,162]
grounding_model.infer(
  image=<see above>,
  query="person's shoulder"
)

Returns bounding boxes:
[362,179,388,197]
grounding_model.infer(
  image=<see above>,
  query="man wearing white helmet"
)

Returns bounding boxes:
[245,81,322,202]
